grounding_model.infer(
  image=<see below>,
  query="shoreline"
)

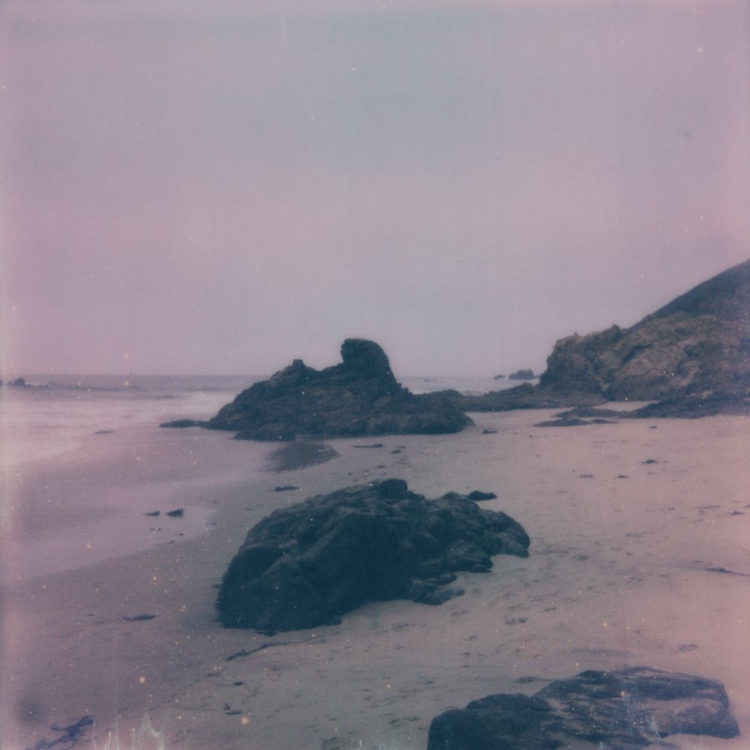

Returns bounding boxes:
[2,410,750,749]
[0,425,263,585]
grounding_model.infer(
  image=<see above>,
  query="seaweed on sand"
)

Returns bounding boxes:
[28,715,93,750]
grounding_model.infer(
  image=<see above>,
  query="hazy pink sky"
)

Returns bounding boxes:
[1,0,748,377]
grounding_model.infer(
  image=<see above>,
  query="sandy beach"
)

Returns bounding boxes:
[3,410,750,750]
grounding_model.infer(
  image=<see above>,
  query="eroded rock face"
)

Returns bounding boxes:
[216,479,529,631]
[427,667,739,750]
[538,259,750,402]
[206,339,472,440]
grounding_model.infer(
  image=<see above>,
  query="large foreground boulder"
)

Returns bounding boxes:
[427,666,739,750]
[205,339,472,440]
[539,258,750,402]
[216,478,529,631]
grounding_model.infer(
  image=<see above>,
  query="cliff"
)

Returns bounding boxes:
[538,258,750,402]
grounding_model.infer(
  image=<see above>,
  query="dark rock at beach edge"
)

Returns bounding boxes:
[203,339,472,440]
[435,383,607,413]
[532,391,750,426]
[628,390,750,419]
[427,666,739,750]
[216,478,529,632]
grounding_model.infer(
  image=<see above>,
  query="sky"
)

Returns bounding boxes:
[0,0,748,378]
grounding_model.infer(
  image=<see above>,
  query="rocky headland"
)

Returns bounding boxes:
[453,258,750,418]
[539,259,750,403]
[427,666,739,750]
[216,478,530,632]
[165,339,472,440]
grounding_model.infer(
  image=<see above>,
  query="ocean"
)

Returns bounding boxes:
[0,374,254,470]
[0,372,519,470]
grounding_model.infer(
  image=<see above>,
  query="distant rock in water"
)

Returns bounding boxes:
[205,339,472,440]
[160,418,207,429]
[427,666,739,750]
[539,258,750,403]
[216,478,529,631]
[508,369,535,380]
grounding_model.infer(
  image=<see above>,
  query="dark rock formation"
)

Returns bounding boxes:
[440,383,605,413]
[205,339,472,440]
[539,258,750,404]
[160,418,207,429]
[216,478,529,631]
[537,393,750,424]
[532,405,623,427]
[457,259,750,418]
[628,391,750,419]
[427,666,739,750]
[509,369,535,380]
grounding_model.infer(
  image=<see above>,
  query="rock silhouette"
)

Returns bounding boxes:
[427,666,739,750]
[448,259,750,417]
[205,339,472,440]
[539,258,750,403]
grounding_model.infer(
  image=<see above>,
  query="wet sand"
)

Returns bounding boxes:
[2,411,750,749]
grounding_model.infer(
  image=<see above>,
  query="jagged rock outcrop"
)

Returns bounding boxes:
[539,258,750,402]
[205,339,472,440]
[427,666,739,750]
[438,261,750,416]
[216,478,529,631]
